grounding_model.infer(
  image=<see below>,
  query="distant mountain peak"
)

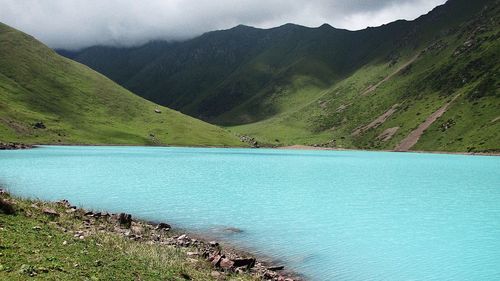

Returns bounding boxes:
[230,24,257,31]
[318,23,333,29]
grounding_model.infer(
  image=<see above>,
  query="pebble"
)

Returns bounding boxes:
[210,271,221,278]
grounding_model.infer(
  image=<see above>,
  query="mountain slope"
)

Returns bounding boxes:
[61,0,499,152]
[0,23,244,147]
[230,0,499,152]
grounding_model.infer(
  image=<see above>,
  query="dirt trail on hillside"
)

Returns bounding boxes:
[361,54,420,96]
[395,94,461,151]
[351,104,399,136]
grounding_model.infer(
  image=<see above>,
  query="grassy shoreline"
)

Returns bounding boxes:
[0,190,300,281]
[2,142,498,157]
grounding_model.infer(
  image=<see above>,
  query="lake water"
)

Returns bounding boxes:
[1,146,499,281]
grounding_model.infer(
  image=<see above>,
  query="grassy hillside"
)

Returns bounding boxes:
[0,192,257,281]
[0,23,245,147]
[61,0,499,152]
[230,0,499,152]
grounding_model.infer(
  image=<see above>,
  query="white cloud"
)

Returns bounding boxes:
[0,0,446,49]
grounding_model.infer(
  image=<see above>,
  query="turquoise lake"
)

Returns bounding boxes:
[0,146,499,281]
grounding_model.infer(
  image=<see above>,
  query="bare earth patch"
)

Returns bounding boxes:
[352,104,399,136]
[377,127,400,142]
[395,94,461,151]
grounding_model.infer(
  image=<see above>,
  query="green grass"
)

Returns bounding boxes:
[61,0,498,152]
[8,0,495,152]
[0,193,255,281]
[229,5,500,152]
[0,23,246,147]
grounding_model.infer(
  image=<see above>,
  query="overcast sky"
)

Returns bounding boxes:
[0,0,446,50]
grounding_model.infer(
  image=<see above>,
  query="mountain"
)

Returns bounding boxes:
[60,0,499,152]
[0,23,244,147]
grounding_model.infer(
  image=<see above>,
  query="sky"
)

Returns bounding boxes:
[0,0,447,50]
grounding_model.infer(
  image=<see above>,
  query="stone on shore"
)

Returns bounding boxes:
[0,198,16,215]
[233,258,256,269]
[0,142,33,150]
[268,265,285,271]
[211,255,223,267]
[118,213,132,228]
[42,208,60,217]
[155,222,171,230]
[220,258,234,270]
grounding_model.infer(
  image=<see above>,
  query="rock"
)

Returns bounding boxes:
[0,143,33,150]
[233,258,256,269]
[57,199,71,207]
[211,255,222,267]
[0,198,16,215]
[36,266,49,273]
[210,271,221,278]
[32,226,42,230]
[440,119,456,132]
[264,270,278,279]
[186,252,199,257]
[155,222,171,230]
[131,225,144,235]
[267,265,285,271]
[177,234,188,240]
[220,258,234,270]
[42,208,60,217]
[19,264,37,277]
[118,213,132,228]
[33,121,46,129]
[154,109,162,114]
[235,266,246,274]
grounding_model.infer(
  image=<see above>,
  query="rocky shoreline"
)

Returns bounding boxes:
[0,190,302,281]
[0,142,34,150]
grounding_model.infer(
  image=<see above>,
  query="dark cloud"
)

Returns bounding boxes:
[0,0,446,49]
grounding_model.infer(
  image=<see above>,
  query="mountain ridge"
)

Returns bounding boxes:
[59,0,499,152]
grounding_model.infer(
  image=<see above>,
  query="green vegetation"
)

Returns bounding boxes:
[0,192,255,280]
[64,0,499,152]
[0,23,245,147]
